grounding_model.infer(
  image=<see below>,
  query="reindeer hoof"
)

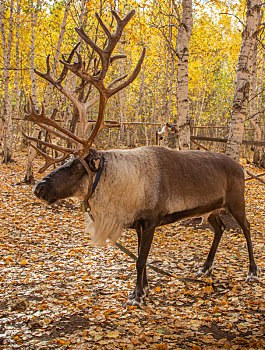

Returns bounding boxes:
[195,266,213,277]
[124,298,142,308]
[124,295,145,308]
[246,269,260,283]
[124,290,146,308]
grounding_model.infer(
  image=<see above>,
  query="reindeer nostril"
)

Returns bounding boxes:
[34,182,47,198]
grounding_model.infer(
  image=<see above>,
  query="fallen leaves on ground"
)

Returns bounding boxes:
[0,153,264,349]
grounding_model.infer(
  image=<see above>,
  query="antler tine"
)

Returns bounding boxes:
[24,101,30,114]
[108,74,128,89]
[35,123,80,146]
[23,96,40,120]
[111,10,135,40]
[22,130,74,154]
[110,54,127,64]
[95,12,112,42]
[59,51,86,81]
[24,99,87,145]
[57,42,81,84]
[75,26,104,60]
[29,96,38,114]
[108,47,146,97]
[34,54,53,83]
[36,43,80,87]
[29,143,69,174]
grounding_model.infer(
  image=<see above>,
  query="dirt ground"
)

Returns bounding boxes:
[0,153,264,349]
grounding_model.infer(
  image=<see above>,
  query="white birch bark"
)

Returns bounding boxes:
[249,41,262,164]
[44,0,72,106]
[67,0,90,138]
[162,48,169,127]
[29,0,40,105]
[134,70,145,146]
[0,0,14,163]
[226,0,261,161]
[14,0,21,117]
[25,0,71,182]
[24,0,41,183]
[0,1,6,141]
[118,42,125,144]
[175,0,193,150]
[166,10,174,127]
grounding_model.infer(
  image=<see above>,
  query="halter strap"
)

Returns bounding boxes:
[76,157,92,175]
[91,157,104,196]
[77,156,104,213]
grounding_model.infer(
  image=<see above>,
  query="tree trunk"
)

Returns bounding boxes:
[0,0,14,163]
[134,69,145,146]
[226,0,261,161]
[249,41,262,164]
[24,0,71,183]
[14,0,21,117]
[175,0,193,150]
[24,0,41,184]
[66,0,89,138]
[44,0,72,107]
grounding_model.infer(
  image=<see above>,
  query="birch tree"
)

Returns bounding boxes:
[43,0,72,106]
[24,0,71,183]
[249,41,262,164]
[174,0,193,150]
[162,10,174,129]
[14,0,21,117]
[226,0,261,161]
[0,0,14,163]
[24,0,41,183]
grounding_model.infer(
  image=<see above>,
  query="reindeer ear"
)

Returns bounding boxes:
[88,157,101,172]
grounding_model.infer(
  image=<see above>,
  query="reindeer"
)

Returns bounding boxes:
[23,10,258,307]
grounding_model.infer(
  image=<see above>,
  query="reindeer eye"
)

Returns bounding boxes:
[72,163,83,171]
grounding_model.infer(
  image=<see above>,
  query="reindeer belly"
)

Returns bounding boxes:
[159,197,224,226]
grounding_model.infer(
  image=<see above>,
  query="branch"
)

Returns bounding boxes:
[245,110,262,121]
[172,0,181,22]
[245,170,265,185]
[115,242,214,285]
[220,12,245,28]
[108,48,146,97]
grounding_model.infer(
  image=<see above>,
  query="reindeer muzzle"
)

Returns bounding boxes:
[33,180,56,204]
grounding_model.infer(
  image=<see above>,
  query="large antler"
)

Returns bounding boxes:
[23,9,145,171]
[60,9,146,156]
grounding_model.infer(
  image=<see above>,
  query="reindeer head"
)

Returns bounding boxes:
[33,149,102,205]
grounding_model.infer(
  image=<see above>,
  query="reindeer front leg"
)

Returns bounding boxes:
[125,222,155,307]
[195,212,225,277]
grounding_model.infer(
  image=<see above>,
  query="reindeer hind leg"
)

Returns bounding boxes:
[227,203,258,282]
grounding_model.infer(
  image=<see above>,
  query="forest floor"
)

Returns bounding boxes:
[0,152,265,350]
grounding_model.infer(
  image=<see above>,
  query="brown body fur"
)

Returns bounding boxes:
[86,147,244,245]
